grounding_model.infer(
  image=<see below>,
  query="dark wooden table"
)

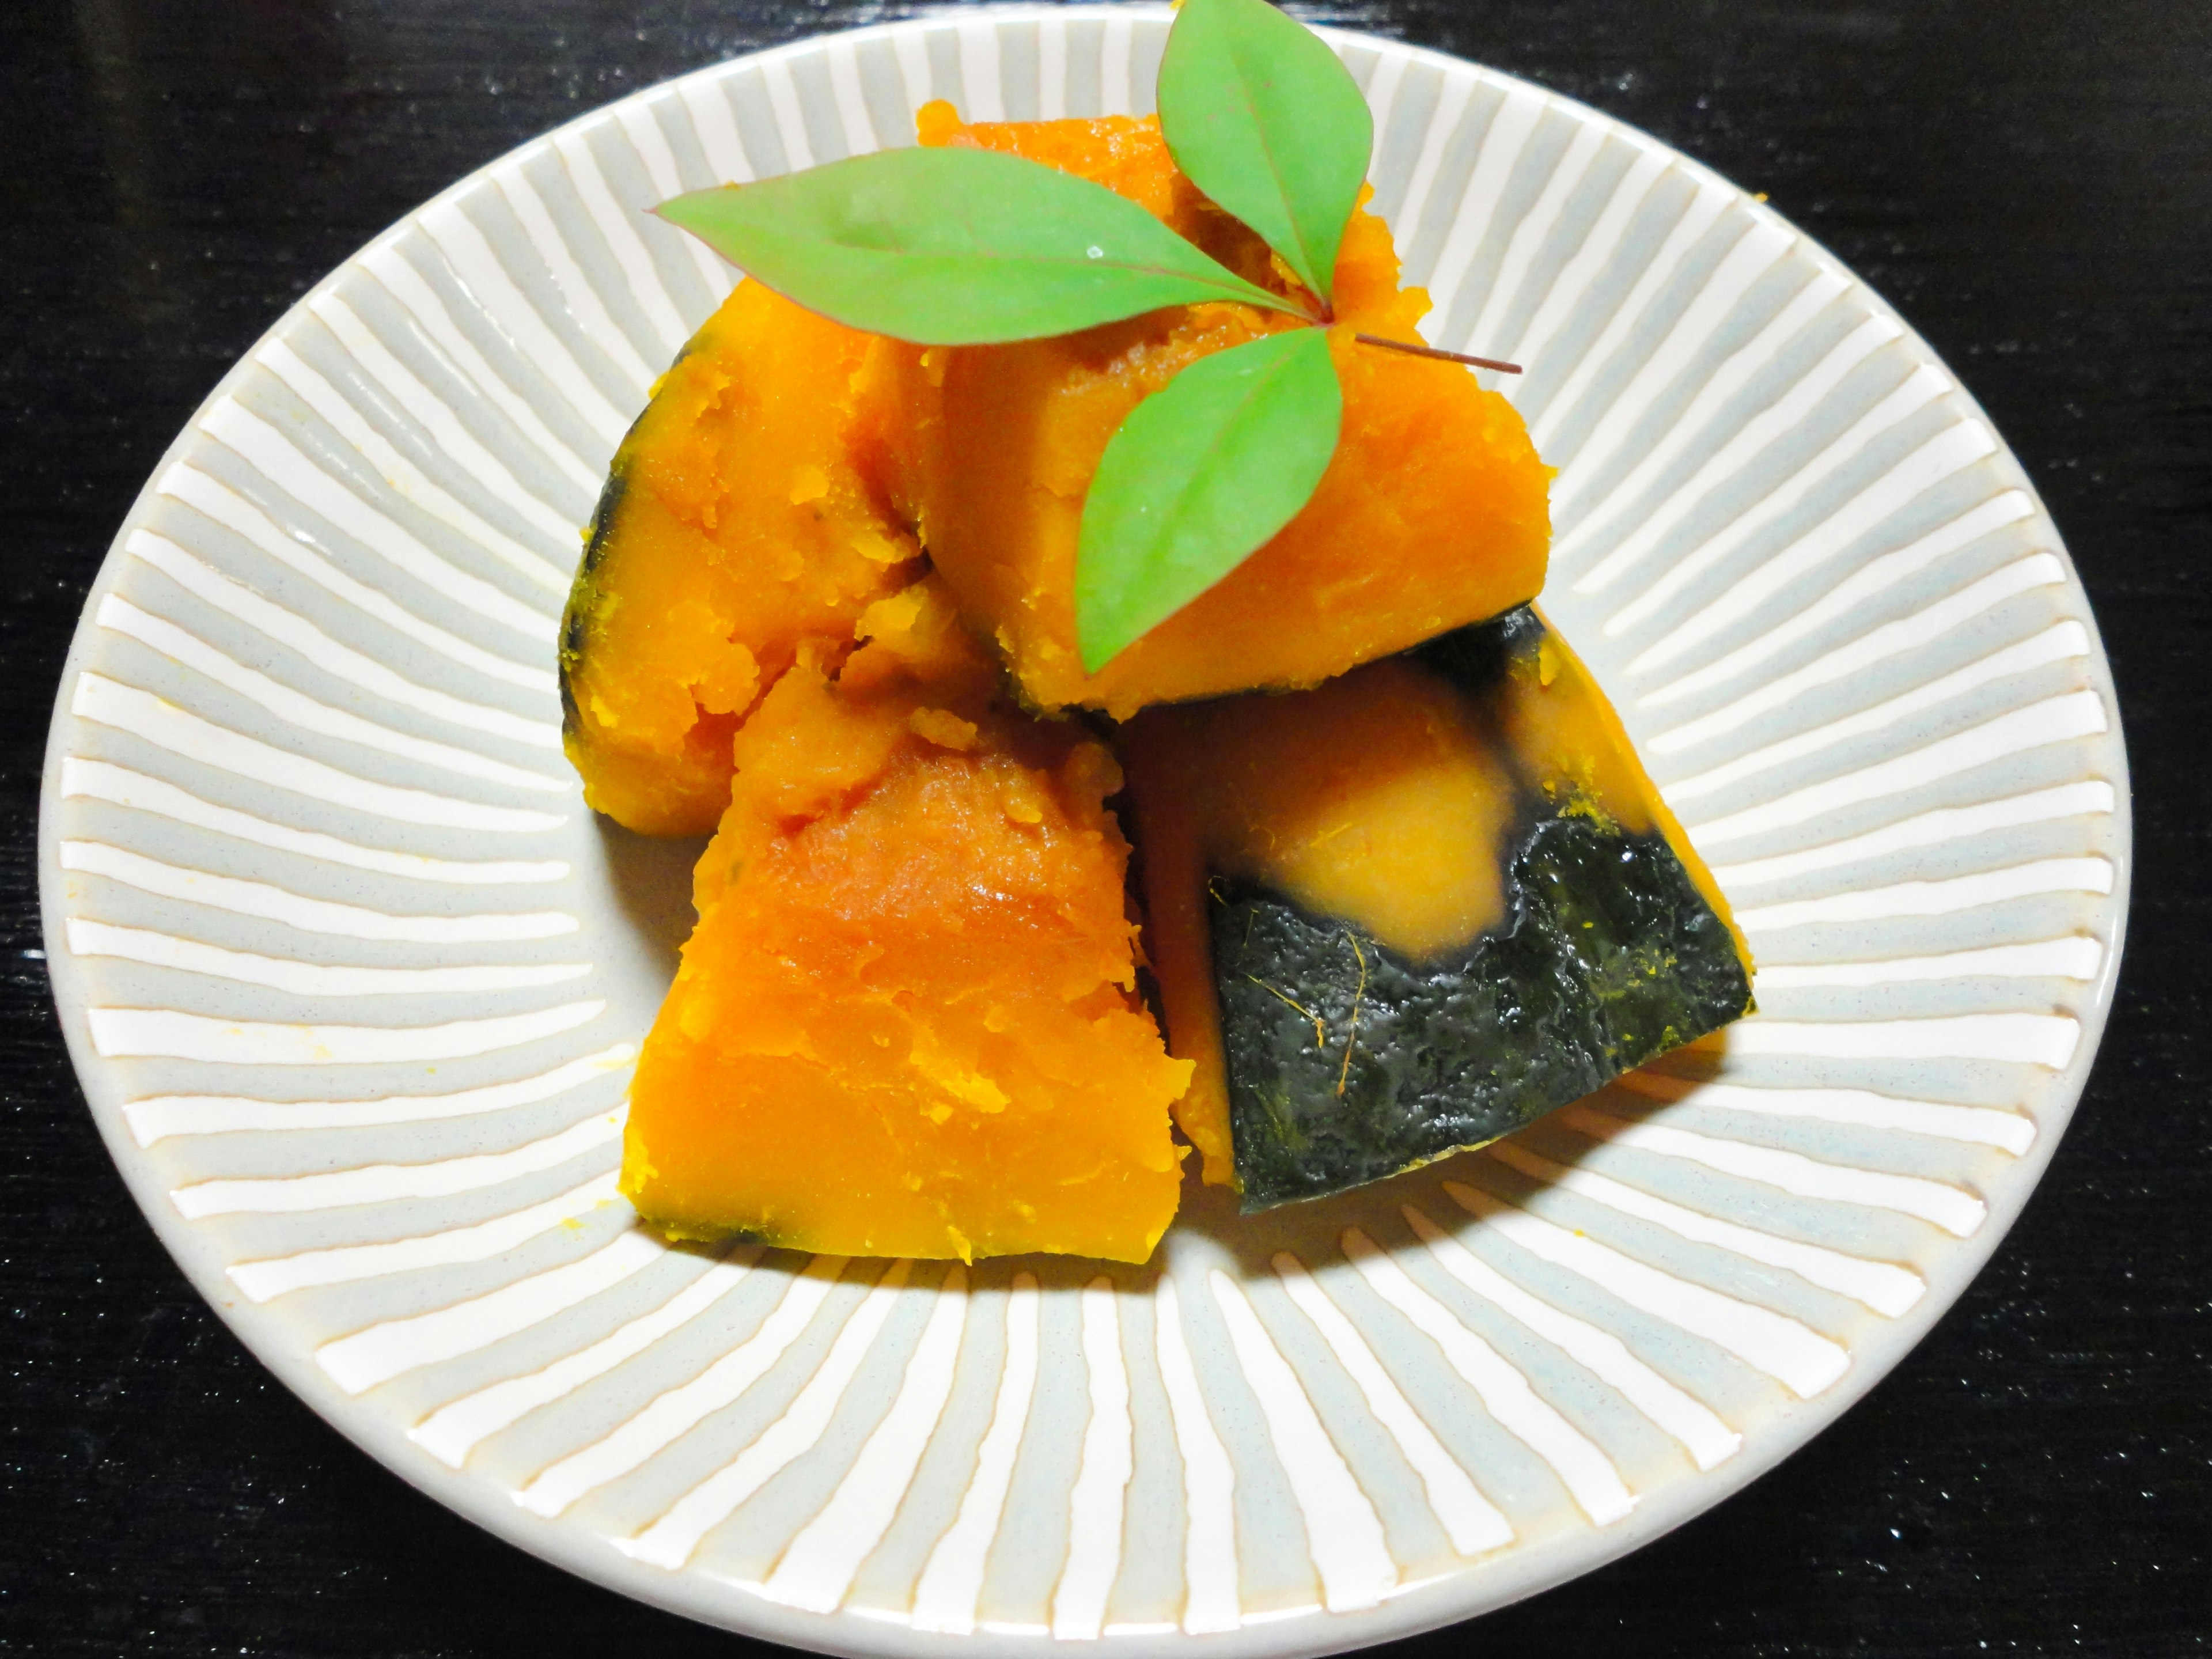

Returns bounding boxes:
[3,2,2205,1653]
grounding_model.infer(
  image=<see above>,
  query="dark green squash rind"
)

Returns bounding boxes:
[1213,813,1752,1210]
[558,320,707,741]
[558,464,629,740]
[1201,604,1753,1211]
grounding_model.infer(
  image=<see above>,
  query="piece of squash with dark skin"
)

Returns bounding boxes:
[1122,607,1753,1209]
[889,104,1552,719]
[564,107,1550,836]
[620,577,1192,1263]
[559,281,921,835]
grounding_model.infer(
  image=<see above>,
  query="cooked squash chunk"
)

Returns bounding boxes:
[564,106,1552,827]
[621,578,1191,1262]
[892,104,1551,718]
[559,281,921,834]
[1122,608,1752,1207]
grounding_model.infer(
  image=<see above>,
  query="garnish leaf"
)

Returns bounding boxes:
[1075,327,1342,673]
[658,146,1309,344]
[1157,0,1374,305]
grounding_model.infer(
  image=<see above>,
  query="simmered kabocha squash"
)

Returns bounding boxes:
[559,281,921,834]
[890,104,1552,719]
[562,105,1552,818]
[1122,608,1753,1209]
[577,93,1585,1255]
[620,577,1192,1263]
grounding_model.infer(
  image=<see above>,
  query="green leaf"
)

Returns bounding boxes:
[1075,328,1342,673]
[657,147,1309,344]
[1158,0,1374,305]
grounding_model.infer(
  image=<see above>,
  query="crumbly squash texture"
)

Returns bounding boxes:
[620,578,1190,1262]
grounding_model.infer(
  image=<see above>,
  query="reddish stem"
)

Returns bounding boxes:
[1353,333,1522,374]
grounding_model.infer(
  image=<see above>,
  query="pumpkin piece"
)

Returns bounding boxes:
[1122,607,1753,1207]
[559,279,922,835]
[889,104,1551,719]
[622,577,1192,1262]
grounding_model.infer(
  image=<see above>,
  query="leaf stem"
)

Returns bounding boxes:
[1353,332,1522,374]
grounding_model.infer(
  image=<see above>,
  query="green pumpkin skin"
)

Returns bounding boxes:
[1210,608,1754,1211]
[1214,815,1751,1210]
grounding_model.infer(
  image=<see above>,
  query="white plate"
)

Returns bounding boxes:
[38,8,2128,1652]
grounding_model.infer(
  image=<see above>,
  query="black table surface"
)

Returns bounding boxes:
[3,2,2206,1653]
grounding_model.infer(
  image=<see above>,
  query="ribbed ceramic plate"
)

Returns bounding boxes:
[39,7,2128,1652]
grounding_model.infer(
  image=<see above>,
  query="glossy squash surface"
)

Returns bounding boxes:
[1123,608,1753,1207]
[895,104,1552,718]
[620,578,1191,1262]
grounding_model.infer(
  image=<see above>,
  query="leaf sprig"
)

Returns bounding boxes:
[657,145,1312,345]
[658,0,1479,675]
[1156,0,1373,309]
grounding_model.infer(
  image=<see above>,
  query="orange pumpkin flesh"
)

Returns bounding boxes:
[899,104,1552,718]
[620,578,1191,1263]
[560,282,920,834]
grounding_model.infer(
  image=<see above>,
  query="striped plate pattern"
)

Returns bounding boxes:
[39,9,2127,1653]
